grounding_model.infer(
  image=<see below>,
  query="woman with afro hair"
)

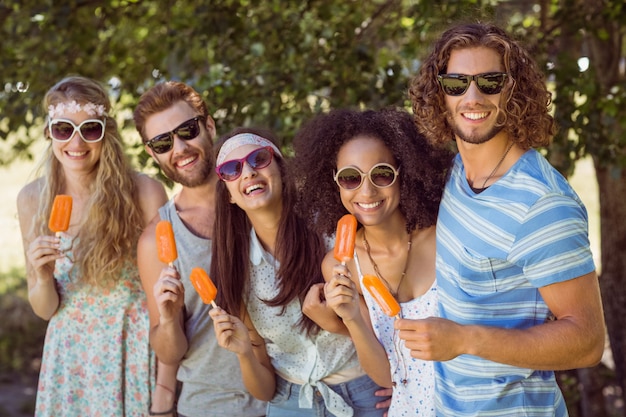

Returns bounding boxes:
[291,107,453,417]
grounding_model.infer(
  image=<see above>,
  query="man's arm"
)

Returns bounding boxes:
[138,216,188,364]
[396,272,605,370]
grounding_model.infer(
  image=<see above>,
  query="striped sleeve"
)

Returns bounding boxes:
[510,192,595,288]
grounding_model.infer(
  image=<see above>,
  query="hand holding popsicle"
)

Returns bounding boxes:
[48,195,73,235]
[190,267,218,308]
[363,274,401,318]
[333,214,357,265]
[209,307,252,356]
[156,220,178,267]
[323,266,362,323]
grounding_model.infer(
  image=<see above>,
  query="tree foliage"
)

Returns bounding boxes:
[0,0,494,163]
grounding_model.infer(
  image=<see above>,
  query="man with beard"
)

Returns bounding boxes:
[134,81,267,417]
[397,23,606,416]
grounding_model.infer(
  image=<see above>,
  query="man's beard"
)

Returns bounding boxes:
[161,157,213,188]
[448,112,505,145]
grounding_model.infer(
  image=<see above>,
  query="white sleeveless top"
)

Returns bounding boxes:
[355,251,437,417]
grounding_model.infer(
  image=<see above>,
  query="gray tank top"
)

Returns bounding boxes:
[159,200,266,417]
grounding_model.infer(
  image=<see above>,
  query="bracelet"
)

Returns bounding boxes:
[149,407,175,416]
[156,383,176,396]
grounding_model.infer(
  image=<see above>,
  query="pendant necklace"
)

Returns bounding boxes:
[362,229,412,386]
[481,140,514,189]
[362,230,412,298]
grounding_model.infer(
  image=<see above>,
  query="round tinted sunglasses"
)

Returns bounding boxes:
[437,72,508,96]
[145,116,204,154]
[215,146,275,182]
[334,163,400,190]
[49,118,105,143]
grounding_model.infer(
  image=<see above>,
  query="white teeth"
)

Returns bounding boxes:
[358,201,381,209]
[245,184,264,194]
[67,151,87,157]
[177,156,195,167]
[464,112,488,120]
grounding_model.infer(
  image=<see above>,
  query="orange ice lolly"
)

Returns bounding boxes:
[363,274,401,318]
[48,195,73,235]
[156,220,178,266]
[333,214,357,264]
[190,267,217,308]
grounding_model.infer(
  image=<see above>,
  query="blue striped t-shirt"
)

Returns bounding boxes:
[435,149,595,416]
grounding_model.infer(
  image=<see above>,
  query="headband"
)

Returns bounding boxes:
[216,133,283,166]
[48,100,108,119]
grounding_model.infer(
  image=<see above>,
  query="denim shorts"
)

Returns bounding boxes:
[267,374,386,417]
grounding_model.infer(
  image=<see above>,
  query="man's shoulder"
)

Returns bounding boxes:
[139,199,173,244]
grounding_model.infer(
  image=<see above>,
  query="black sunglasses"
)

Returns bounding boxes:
[145,116,204,154]
[437,72,508,96]
[334,163,400,190]
[49,118,106,143]
[215,146,275,181]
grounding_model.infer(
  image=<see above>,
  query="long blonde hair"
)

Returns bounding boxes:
[35,76,144,287]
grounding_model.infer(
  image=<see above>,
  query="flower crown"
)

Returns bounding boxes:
[48,100,108,119]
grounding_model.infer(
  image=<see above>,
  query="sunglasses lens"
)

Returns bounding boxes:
[216,147,274,181]
[370,165,397,187]
[79,121,104,142]
[50,119,104,142]
[176,119,201,140]
[248,148,273,170]
[217,160,243,181]
[50,121,74,141]
[147,117,202,154]
[336,168,363,190]
[440,73,507,96]
[476,73,506,94]
[149,134,174,154]
[440,76,469,96]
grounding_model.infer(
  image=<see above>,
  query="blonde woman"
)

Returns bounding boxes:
[17,76,168,416]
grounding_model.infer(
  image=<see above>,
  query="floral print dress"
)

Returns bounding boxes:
[35,233,154,417]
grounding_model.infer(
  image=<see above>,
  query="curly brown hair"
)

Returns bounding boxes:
[409,22,556,150]
[291,107,453,237]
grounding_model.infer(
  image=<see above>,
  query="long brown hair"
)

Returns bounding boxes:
[409,22,556,149]
[210,127,326,335]
[36,76,143,287]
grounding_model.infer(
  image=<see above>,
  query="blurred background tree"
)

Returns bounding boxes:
[1,1,624,415]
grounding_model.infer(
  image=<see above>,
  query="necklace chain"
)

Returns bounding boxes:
[362,229,412,386]
[362,230,412,298]
[481,141,514,189]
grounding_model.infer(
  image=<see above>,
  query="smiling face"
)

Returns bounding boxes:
[222,144,283,215]
[50,108,103,175]
[336,136,401,227]
[144,100,215,187]
[444,46,507,145]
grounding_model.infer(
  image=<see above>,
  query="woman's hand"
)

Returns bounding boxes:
[26,235,63,282]
[324,264,361,322]
[209,307,253,356]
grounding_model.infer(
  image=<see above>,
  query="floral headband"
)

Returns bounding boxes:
[216,133,282,166]
[48,100,108,119]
